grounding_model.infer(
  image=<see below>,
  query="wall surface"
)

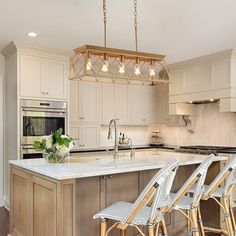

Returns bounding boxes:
[0,54,4,207]
[158,103,236,146]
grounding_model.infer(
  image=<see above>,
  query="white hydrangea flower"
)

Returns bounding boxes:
[45,135,53,149]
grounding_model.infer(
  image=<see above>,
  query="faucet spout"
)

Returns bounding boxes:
[107,119,119,158]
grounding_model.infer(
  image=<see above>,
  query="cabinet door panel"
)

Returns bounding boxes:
[11,169,30,236]
[128,85,142,124]
[115,84,128,123]
[76,177,101,236]
[80,81,100,123]
[81,124,100,149]
[141,86,157,124]
[32,176,57,236]
[45,59,68,99]
[102,83,115,123]
[106,172,139,236]
[69,127,80,149]
[69,80,80,124]
[19,54,44,98]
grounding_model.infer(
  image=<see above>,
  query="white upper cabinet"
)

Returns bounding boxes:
[45,58,68,99]
[128,85,142,124]
[19,53,69,100]
[115,84,128,123]
[101,83,158,125]
[69,80,80,124]
[69,80,101,124]
[141,86,157,124]
[79,81,101,123]
[102,83,115,124]
[19,54,44,98]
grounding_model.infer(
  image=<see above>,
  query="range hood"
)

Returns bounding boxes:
[168,49,236,113]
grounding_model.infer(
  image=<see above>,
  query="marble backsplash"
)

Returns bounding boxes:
[100,125,155,147]
[158,103,236,147]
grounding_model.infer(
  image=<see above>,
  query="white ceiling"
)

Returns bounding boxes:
[0,0,236,63]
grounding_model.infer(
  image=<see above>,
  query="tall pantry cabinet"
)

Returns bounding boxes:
[1,41,71,207]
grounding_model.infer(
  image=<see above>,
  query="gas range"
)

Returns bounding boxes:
[176,145,236,155]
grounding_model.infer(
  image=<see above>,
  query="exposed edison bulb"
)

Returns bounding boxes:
[150,67,155,76]
[102,60,109,72]
[86,58,92,70]
[119,62,125,74]
[134,64,141,75]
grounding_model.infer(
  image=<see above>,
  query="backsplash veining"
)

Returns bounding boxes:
[158,103,236,146]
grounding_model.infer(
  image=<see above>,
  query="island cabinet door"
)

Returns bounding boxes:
[10,167,31,236]
[139,169,173,234]
[105,172,140,236]
[31,176,57,236]
[171,165,197,236]
[76,176,101,236]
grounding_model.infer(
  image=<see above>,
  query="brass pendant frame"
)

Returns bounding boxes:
[70,45,170,86]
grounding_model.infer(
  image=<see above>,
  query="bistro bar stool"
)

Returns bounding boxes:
[166,155,214,236]
[93,159,179,236]
[188,156,236,236]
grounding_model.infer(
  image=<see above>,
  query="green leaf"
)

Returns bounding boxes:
[33,139,46,151]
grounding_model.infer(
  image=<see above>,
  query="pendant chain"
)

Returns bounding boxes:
[103,0,107,48]
[134,0,138,52]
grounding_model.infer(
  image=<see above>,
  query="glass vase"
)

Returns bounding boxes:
[43,151,66,163]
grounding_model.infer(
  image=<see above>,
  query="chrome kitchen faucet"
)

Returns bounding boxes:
[107,119,119,159]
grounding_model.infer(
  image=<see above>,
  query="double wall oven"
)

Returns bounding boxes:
[20,99,68,159]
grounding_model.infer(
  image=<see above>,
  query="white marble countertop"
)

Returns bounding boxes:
[9,150,228,180]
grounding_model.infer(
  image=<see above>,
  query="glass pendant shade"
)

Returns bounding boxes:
[101,60,109,72]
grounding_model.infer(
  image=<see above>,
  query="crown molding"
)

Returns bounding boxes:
[1,41,73,58]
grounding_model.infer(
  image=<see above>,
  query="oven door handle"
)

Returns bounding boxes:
[22,108,67,114]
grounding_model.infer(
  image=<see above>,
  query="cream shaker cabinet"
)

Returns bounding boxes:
[69,80,101,124]
[102,83,158,125]
[101,83,129,124]
[141,86,157,124]
[69,80,101,149]
[69,125,100,149]
[19,54,69,100]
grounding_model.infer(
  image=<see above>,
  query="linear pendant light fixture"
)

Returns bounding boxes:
[70,0,170,86]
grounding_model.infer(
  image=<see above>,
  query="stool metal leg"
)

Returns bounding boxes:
[101,220,107,236]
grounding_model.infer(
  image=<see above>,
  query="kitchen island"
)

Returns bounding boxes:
[9,149,227,236]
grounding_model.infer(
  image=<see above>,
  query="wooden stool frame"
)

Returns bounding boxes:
[96,160,179,236]
[194,157,236,236]
[166,155,214,236]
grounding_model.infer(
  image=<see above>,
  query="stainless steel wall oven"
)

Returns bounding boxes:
[20,99,67,159]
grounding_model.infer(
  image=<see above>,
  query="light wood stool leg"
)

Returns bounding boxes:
[229,201,236,235]
[120,229,126,236]
[190,208,200,236]
[148,226,155,236]
[101,220,107,236]
[160,218,167,235]
[197,207,205,236]
[223,197,234,236]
